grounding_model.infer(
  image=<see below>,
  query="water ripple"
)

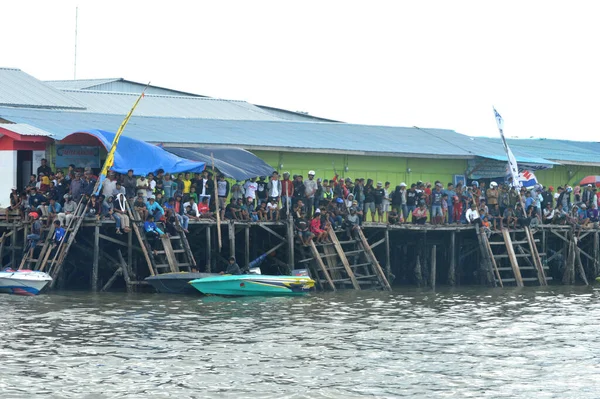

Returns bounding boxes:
[1,287,600,398]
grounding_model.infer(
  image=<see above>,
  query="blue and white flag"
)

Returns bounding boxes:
[518,170,539,188]
[493,107,520,188]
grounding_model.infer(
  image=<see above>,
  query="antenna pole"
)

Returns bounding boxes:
[74,6,78,79]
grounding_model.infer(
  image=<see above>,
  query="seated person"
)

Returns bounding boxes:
[412,202,428,225]
[198,197,214,219]
[552,203,567,225]
[503,205,518,229]
[388,209,400,225]
[310,211,328,243]
[266,198,279,221]
[542,203,555,224]
[344,207,361,239]
[295,217,313,246]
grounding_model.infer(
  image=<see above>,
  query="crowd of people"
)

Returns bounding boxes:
[5,159,600,249]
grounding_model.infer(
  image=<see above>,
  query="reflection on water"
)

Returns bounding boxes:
[1,286,600,398]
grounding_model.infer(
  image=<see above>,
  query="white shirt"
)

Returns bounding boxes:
[267,202,278,211]
[183,201,199,217]
[466,208,480,223]
[201,178,208,196]
[102,179,117,197]
[147,180,156,198]
[244,181,258,199]
[270,179,280,197]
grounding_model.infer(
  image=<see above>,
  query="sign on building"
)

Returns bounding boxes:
[56,145,100,168]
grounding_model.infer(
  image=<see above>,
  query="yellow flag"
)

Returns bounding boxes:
[94,86,148,195]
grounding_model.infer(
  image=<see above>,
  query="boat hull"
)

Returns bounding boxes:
[189,275,315,297]
[0,270,52,296]
[145,272,218,294]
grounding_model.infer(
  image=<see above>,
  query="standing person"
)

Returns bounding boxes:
[363,179,375,222]
[102,173,118,198]
[405,183,419,223]
[266,171,281,204]
[216,174,230,218]
[381,182,391,221]
[373,182,385,223]
[256,176,268,206]
[281,172,294,215]
[243,177,258,206]
[198,170,214,206]
[430,183,444,225]
[37,158,52,177]
[582,184,595,209]
[46,198,62,227]
[52,220,66,248]
[69,172,85,202]
[182,173,192,195]
[162,173,175,200]
[122,169,137,199]
[353,178,365,212]
[444,183,457,223]
[304,170,318,217]
[136,174,149,200]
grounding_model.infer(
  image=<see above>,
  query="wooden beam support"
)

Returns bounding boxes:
[228,221,235,259]
[448,231,456,286]
[101,268,122,292]
[502,228,524,287]
[430,245,436,289]
[259,224,286,242]
[245,225,250,268]
[92,224,100,292]
[206,225,212,273]
[287,216,295,268]
[384,228,391,281]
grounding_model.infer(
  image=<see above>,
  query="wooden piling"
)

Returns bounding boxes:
[245,225,250,268]
[287,216,295,268]
[430,245,436,289]
[594,232,599,277]
[206,225,212,272]
[415,255,423,287]
[92,224,100,292]
[448,231,456,286]
[11,223,17,269]
[228,221,235,259]
[384,228,391,280]
[575,246,589,286]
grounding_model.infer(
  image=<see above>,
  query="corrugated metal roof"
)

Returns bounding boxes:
[0,68,85,110]
[44,78,121,90]
[56,90,289,120]
[0,123,53,136]
[0,105,594,164]
[0,106,518,159]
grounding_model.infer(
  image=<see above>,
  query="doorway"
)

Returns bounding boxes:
[17,150,32,192]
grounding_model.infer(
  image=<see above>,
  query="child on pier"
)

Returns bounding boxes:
[310,211,328,243]
[144,215,165,253]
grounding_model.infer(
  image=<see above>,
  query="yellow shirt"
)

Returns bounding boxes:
[183,179,192,194]
[41,176,50,185]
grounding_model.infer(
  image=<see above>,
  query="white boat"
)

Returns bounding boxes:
[0,269,52,296]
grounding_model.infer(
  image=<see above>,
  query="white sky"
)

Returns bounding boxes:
[2,1,599,140]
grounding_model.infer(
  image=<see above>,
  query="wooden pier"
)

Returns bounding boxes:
[1,216,598,292]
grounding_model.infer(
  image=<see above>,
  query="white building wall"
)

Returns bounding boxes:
[0,150,17,207]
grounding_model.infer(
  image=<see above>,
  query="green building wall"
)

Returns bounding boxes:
[252,150,600,190]
[251,150,468,187]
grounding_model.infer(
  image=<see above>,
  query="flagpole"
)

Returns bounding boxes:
[212,153,222,251]
[493,107,527,217]
[94,83,149,195]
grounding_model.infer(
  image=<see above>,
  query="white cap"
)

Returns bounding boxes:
[315,208,321,213]
[490,181,498,187]
[308,170,315,175]
[399,182,407,187]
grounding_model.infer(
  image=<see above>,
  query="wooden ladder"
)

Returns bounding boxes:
[19,223,55,271]
[45,199,88,285]
[485,228,551,286]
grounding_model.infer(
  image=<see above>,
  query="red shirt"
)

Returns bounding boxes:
[281,179,294,197]
[198,203,209,214]
[310,218,324,234]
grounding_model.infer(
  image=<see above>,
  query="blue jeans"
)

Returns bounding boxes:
[27,233,40,250]
[431,205,443,217]
[401,205,409,221]
[406,205,415,221]
[112,214,121,229]
[176,214,189,230]
[447,203,454,223]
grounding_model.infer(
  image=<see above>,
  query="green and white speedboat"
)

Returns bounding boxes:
[189,274,315,297]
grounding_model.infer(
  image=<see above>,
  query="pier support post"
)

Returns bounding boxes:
[430,245,437,289]
[384,228,391,280]
[92,224,100,292]
[287,216,295,269]
[11,223,17,269]
[206,225,212,273]
[245,225,250,268]
[415,255,423,287]
[228,221,235,259]
[448,231,456,286]
[594,232,599,277]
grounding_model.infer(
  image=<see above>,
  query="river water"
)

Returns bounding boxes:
[1,286,600,398]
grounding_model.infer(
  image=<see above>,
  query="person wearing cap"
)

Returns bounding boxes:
[587,201,599,224]
[146,194,165,220]
[373,182,385,223]
[577,203,590,226]
[25,211,42,253]
[27,187,47,213]
[304,170,318,217]
[582,184,595,209]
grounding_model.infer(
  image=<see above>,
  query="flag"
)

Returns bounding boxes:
[493,107,520,188]
[94,86,149,195]
[518,170,538,189]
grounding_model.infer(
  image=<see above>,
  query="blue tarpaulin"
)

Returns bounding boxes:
[61,130,205,175]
